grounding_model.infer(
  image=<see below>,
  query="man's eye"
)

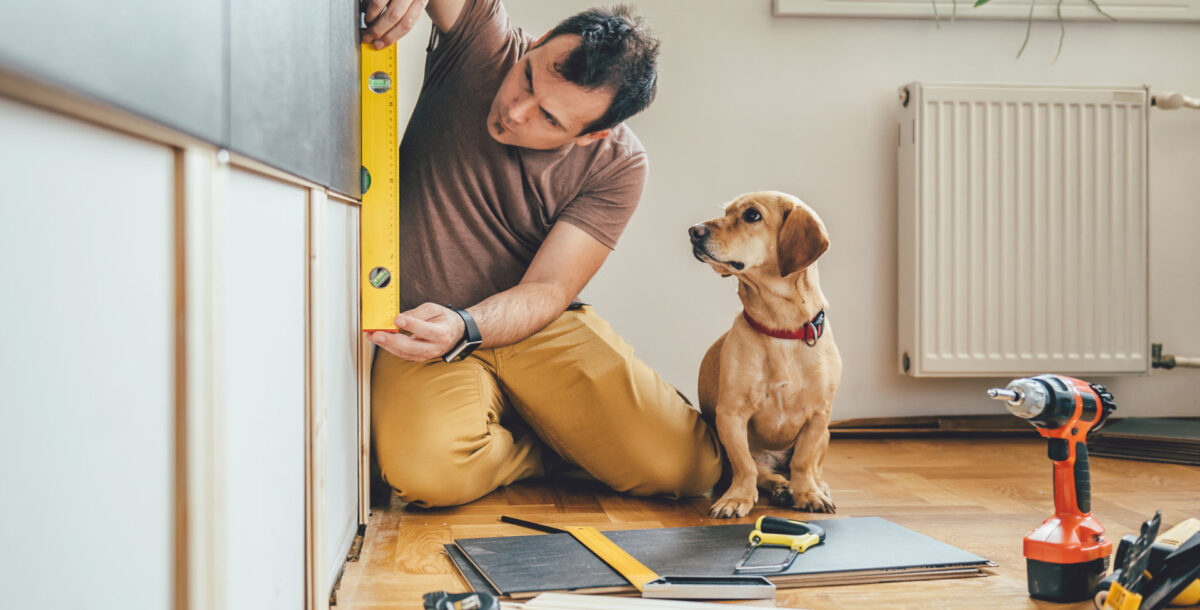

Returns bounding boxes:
[543,112,558,127]
[742,208,762,223]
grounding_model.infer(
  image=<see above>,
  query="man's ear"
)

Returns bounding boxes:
[777,204,829,277]
[573,129,611,146]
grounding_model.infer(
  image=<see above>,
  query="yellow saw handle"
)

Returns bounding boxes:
[748,530,821,552]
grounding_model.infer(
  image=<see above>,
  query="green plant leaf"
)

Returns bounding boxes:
[973,0,991,6]
[1017,0,1036,57]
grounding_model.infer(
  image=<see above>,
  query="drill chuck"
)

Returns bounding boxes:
[986,388,1019,401]
[987,377,1049,420]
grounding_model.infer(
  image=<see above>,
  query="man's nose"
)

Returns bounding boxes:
[688,224,709,243]
[509,96,536,125]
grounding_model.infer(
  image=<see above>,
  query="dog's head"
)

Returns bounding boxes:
[688,191,829,279]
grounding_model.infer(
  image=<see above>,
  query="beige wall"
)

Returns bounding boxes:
[394,1,1200,419]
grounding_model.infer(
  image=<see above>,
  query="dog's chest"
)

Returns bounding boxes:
[746,378,808,446]
[738,344,834,448]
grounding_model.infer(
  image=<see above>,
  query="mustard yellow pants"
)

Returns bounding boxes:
[371,306,723,508]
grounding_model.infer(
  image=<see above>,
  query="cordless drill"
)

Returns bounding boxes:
[988,374,1118,602]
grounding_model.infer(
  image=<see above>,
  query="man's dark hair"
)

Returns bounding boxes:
[539,6,660,134]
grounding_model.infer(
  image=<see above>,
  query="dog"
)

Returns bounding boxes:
[689,191,842,518]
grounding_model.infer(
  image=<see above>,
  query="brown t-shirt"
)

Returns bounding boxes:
[396,0,648,310]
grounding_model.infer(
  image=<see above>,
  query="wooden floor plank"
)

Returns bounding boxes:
[334,438,1200,609]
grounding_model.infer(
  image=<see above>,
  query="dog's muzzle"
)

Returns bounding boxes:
[688,225,744,270]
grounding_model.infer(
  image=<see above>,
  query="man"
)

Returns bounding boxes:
[363,0,723,507]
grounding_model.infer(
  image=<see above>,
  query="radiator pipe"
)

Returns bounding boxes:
[1151,343,1200,369]
[1151,92,1200,110]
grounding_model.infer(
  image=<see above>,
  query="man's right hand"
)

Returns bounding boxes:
[361,0,465,49]
[361,0,429,49]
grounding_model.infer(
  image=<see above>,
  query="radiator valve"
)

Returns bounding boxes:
[1151,343,1200,369]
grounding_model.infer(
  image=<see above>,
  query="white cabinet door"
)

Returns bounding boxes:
[0,97,175,610]
[322,200,360,589]
[221,169,307,610]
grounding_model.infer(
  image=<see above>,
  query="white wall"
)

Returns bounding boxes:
[394,1,1200,418]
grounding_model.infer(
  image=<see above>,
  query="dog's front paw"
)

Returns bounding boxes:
[769,485,795,508]
[709,489,758,518]
[790,487,836,513]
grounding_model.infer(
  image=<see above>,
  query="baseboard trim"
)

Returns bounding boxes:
[830,416,1200,438]
[830,415,1036,437]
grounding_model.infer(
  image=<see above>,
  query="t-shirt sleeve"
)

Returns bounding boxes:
[425,0,523,79]
[556,150,648,250]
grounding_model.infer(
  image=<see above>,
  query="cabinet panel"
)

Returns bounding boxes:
[0,97,175,610]
[323,201,361,586]
[0,0,225,142]
[221,169,308,610]
[229,0,331,185]
[329,0,363,197]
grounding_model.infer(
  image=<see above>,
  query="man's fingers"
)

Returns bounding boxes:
[361,0,392,43]
[374,0,428,48]
[370,331,439,361]
[394,312,450,340]
[362,0,414,45]
[362,0,426,48]
[362,0,389,27]
[406,301,446,321]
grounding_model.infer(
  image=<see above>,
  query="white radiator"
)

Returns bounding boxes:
[897,83,1150,377]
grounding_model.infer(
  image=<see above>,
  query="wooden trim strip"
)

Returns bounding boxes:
[0,65,214,152]
[306,187,331,610]
[173,148,189,610]
[357,210,372,525]
[227,152,325,192]
[326,189,361,206]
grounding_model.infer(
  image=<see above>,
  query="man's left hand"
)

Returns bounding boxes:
[369,303,466,362]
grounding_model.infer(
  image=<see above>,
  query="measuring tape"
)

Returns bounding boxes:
[360,42,400,333]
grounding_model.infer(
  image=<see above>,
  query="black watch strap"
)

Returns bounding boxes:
[441,306,482,362]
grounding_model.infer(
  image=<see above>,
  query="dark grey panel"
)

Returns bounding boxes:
[452,518,991,596]
[329,0,362,197]
[0,0,226,143]
[230,0,331,184]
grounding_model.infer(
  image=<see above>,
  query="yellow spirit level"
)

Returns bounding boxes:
[360,42,400,332]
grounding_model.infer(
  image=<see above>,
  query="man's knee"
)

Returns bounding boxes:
[622,439,723,499]
[376,447,491,508]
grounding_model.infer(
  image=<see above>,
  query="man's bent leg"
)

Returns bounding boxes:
[371,348,544,507]
[494,307,723,498]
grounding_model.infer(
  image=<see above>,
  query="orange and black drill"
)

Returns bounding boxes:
[988,374,1118,602]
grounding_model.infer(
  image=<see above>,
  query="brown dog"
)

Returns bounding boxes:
[689,191,842,518]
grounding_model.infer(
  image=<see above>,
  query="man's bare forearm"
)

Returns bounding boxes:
[467,282,573,349]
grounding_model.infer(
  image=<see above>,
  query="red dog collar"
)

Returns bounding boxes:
[742,309,825,346]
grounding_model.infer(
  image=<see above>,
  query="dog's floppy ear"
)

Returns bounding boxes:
[777,203,829,277]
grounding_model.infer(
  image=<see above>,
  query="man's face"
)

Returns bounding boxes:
[487,34,615,150]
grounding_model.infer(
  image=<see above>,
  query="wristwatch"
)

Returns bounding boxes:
[441,306,482,363]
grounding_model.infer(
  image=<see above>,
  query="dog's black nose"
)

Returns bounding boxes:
[688,224,709,243]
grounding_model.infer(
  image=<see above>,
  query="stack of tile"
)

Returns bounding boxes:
[1091,418,1200,466]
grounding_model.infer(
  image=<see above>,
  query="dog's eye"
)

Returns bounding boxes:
[742,208,762,223]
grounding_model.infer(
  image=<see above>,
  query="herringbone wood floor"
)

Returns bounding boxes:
[333,438,1200,609]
